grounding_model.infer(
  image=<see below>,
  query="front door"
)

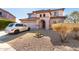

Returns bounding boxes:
[40,20,45,29]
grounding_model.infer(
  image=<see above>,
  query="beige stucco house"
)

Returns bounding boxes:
[20,8,66,29]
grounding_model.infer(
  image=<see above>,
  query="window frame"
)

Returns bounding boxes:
[54,12,59,16]
[0,12,2,16]
[43,14,46,17]
[40,14,42,17]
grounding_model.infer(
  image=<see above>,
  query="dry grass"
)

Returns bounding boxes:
[51,23,74,32]
[51,23,79,42]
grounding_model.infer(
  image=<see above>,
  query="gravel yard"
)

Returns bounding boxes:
[6,29,79,51]
[7,33,54,51]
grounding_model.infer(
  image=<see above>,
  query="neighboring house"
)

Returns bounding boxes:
[20,8,66,29]
[0,8,16,22]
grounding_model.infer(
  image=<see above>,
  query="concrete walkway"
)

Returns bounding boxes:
[0,43,16,51]
[0,31,16,51]
[0,31,7,37]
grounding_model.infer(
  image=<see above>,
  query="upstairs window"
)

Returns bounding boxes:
[43,14,45,17]
[40,14,42,17]
[40,14,46,17]
[0,12,2,16]
[54,12,59,16]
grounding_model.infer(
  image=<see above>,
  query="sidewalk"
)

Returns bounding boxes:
[0,31,16,51]
[0,43,16,51]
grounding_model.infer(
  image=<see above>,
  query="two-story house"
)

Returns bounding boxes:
[20,8,66,29]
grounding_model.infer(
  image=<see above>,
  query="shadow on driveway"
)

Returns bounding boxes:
[0,31,27,43]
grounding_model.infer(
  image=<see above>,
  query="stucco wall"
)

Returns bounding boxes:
[51,10,64,16]
[40,18,50,29]
[0,9,16,22]
[30,12,50,18]
[50,18,65,25]
[30,9,64,18]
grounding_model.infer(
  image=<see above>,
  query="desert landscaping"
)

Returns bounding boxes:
[6,28,79,51]
[0,8,79,51]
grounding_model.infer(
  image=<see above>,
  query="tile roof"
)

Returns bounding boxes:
[19,17,40,22]
[33,8,65,13]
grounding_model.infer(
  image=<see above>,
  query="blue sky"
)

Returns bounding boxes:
[3,8,79,19]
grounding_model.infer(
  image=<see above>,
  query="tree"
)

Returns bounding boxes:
[66,11,79,23]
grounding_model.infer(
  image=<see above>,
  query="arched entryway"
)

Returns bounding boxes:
[39,20,46,29]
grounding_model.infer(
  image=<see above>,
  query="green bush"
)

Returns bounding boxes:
[0,19,13,30]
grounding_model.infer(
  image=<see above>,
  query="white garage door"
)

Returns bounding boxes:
[25,23,38,29]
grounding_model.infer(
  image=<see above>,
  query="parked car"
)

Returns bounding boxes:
[5,23,30,34]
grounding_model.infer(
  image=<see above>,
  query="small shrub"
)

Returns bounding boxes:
[72,27,79,39]
[51,23,62,32]
[51,23,71,43]
[72,27,79,32]
[34,32,44,38]
[54,26,62,32]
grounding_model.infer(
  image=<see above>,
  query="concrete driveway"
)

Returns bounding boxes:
[0,31,27,43]
[0,31,7,37]
[0,31,27,51]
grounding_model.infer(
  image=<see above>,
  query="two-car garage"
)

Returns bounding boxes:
[19,18,40,29]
